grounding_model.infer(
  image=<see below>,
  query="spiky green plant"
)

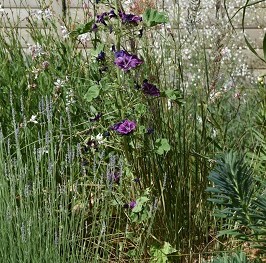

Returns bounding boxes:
[207,151,266,256]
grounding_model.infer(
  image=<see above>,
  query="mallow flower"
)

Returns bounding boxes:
[142,79,160,96]
[111,119,137,135]
[119,11,142,25]
[114,50,143,71]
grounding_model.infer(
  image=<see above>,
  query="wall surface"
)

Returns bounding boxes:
[0,0,265,76]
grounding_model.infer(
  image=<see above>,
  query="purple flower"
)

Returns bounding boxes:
[129,201,137,209]
[111,119,137,135]
[96,12,108,25]
[96,51,105,61]
[90,113,102,122]
[119,11,142,25]
[146,127,154,134]
[142,80,160,97]
[108,9,117,19]
[133,177,140,183]
[114,50,143,71]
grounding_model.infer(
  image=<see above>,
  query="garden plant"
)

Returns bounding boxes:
[0,0,265,262]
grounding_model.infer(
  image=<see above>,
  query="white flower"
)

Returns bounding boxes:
[54,79,65,89]
[28,43,45,58]
[29,115,38,124]
[61,26,69,39]
[91,133,106,145]
[78,33,90,45]
[221,47,232,60]
[43,9,52,19]
[32,9,52,20]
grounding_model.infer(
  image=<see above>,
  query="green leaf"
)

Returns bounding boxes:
[161,242,177,255]
[84,85,100,102]
[244,35,266,64]
[263,33,266,60]
[70,20,94,38]
[150,246,168,263]
[150,242,177,263]
[143,8,168,27]
[155,138,171,155]
[164,89,178,100]
[132,196,149,213]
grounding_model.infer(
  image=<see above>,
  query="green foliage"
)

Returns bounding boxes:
[84,84,100,102]
[207,151,266,253]
[143,8,168,27]
[205,251,250,263]
[69,20,95,38]
[150,242,177,263]
[154,138,171,155]
[1,0,265,261]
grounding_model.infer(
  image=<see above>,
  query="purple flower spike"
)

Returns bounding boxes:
[111,119,137,135]
[129,200,137,209]
[114,50,143,71]
[119,11,142,25]
[142,80,160,97]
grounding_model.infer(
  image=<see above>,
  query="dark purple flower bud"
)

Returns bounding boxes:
[91,23,98,32]
[108,9,117,19]
[111,119,136,135]
[103,131,110,137]
[123,203,129,209]
[114,50,143,71]
[142,80,160,97]
[96,51,105,61]
[146,127,154,134]
[134,83,141,90]
[99,66,108,74]
[108,172,120,184]
[129,200,137,209]
[96,12,108,25]
[133,178,140,183]
[119,11,142,25]
[86,139,98,149]
[138,28,143,38]
[90,113,102,122]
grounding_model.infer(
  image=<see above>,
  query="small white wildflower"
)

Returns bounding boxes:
[32,8,52,20]
[91,133,106,145]
[28,43,45,59]
[66,89,76,106]
[33,9,43,20]
[29,115,38,124]
[54,79,65,89]
[61,26,69,39]
[43,9,52,19]
[78,33,90,45]
[221,47,232,60]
